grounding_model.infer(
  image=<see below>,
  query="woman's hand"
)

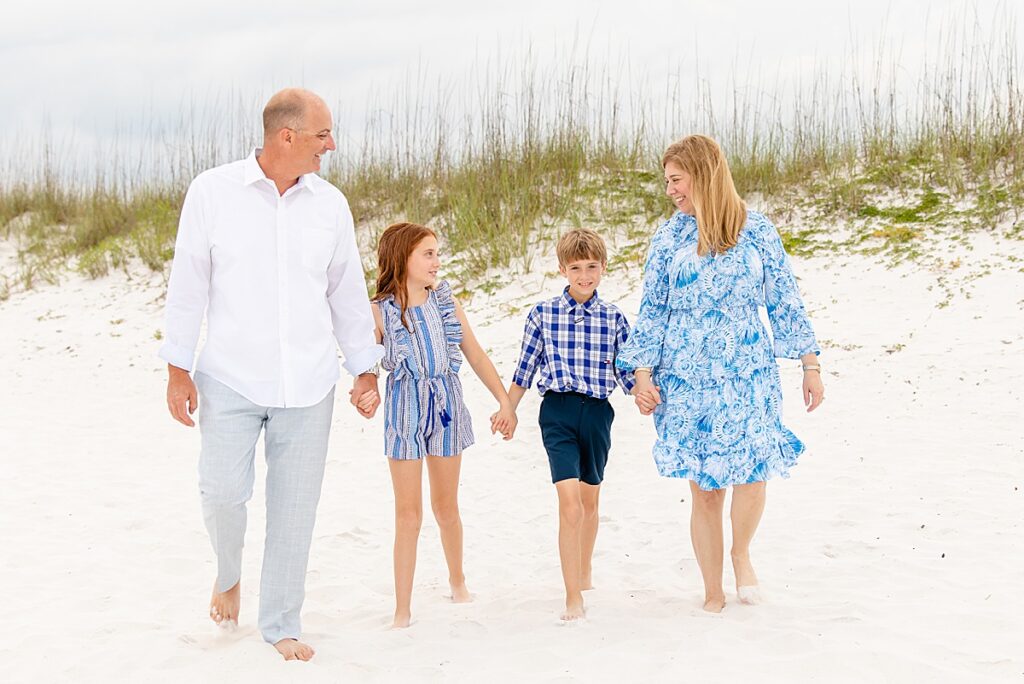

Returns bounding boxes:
[632,375,661,416]
[490,405,518,440]
[803,370,825,412]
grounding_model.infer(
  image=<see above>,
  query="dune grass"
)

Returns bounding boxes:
[1,17,1022,299]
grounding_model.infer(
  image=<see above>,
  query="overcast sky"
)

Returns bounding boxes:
[1,0,1018,173]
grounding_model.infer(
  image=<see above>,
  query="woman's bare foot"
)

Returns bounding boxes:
[392,610,412,629]
[450,581,473,603]
[273,638,315,661]
[700,593,724,610]
[580,572,594,591]
[703,593,726,613]
[209,581,240,626]
[731,551,760,603]
[561,593,586,621]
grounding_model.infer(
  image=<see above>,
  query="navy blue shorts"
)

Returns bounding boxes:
[538,391,614,485]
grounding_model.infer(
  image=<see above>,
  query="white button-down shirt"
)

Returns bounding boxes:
[159,150,384,408]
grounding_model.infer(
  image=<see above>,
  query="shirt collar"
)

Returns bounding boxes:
[561,286,600,316]
[244,148,319,195]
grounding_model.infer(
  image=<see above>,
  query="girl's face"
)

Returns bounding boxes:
[406,235,440,289]
[664,161,695,215]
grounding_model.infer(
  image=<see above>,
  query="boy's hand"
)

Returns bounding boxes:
[490,407,518,440]
[632,379,661,415]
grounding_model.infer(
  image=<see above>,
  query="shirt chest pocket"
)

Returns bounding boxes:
[300,228,337,273]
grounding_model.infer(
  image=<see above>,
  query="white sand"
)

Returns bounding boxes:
[0,228,1022,683]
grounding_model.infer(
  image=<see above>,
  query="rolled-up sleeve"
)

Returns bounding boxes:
[327,199,384,376]
[159,179,211,372]
[511,306,545,389]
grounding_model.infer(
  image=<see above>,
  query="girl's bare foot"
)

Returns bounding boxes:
[731,551,760,603]
[392,610,412,629]
[703,593,726,613]
[450,581,473,603]
[561,593,586,621]
[209,581,240,626]
[273,638,315,661]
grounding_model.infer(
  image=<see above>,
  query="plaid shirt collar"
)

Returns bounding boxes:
[560,287,600,319]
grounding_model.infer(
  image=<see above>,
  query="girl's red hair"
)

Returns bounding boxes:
[373,222,437,330]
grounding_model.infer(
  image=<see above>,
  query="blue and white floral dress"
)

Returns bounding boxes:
[379,280,475,460]
[617,211,819,490]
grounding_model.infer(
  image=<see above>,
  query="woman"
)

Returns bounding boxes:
[617,135,825,612]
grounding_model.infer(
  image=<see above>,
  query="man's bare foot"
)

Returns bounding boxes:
[273,638,315,661]
[731,551,760,603]
[392,610,412,629]
[209,581,240,626]
[450,581,473,603]
[561,593,586,621]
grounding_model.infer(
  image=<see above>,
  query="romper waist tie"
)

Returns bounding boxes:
[422,375,453,436]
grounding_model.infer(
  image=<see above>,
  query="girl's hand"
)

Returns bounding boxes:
[350,388,380,416]
[490,406,518,440]
[632,377,661,415]
[803,370,824,412]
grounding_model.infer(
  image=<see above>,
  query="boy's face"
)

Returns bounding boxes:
[560,258,605,302]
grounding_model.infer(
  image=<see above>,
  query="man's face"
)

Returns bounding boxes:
[288,101,336,175]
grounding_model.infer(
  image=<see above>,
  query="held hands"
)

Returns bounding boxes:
[350,372,381,419]
[166,365,198,427]
[803,370,825,412]
[490,404,517,440]
[632,376,661,416]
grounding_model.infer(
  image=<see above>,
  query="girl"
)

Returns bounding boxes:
[359,221,517,629]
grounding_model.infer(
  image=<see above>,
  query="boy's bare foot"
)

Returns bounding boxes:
[561,593,586,621]
[273,638,315,661]
[703,594,726,613]
[450,581,473,603]
[209,581,240,626]
[731,551,760,603]
[392,611,412,629]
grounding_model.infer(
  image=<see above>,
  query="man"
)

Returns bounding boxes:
[160,88,383,661]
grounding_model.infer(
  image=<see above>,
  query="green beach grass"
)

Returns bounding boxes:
[1,20,1021,301]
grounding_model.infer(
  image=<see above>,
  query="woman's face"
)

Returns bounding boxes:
[406,234,440,289]
[664,161,695,215]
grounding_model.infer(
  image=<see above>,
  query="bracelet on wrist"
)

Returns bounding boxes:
[802,364,821,372]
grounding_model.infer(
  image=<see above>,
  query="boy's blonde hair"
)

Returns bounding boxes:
[556,228,607,266]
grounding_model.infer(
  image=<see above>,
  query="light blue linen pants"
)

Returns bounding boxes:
[195,372,334,645]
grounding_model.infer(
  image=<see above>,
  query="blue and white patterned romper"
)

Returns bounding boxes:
[379,280,475,460]
[617,211,820,490]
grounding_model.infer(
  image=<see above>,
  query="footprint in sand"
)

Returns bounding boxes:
[448,619,488,639]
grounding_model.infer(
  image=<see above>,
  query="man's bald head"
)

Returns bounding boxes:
[262,88,327,137]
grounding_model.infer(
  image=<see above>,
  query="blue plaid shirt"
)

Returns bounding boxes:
[512,287,635,399]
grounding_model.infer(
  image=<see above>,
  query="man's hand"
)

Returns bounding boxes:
[350,372,380,419]
[167,365,198,427]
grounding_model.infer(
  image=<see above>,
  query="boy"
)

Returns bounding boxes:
[504,228,635,621]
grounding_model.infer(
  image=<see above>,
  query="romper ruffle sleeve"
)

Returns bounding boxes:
[433,280,464,374]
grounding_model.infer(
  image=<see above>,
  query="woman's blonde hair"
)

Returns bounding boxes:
[662,135,747,256]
